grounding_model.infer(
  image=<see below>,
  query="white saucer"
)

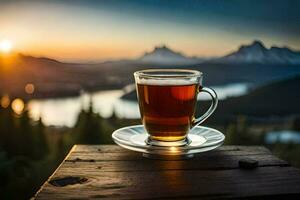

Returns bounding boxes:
[112,125,225,159]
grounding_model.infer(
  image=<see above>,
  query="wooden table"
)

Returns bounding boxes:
[34,145,300,199]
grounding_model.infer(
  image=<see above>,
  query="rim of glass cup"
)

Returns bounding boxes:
[134,69,202,79]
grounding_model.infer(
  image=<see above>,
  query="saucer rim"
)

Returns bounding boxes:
[112,124,225,152]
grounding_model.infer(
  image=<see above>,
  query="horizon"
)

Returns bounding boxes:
[1,0,300,62]
[2,39,299,64]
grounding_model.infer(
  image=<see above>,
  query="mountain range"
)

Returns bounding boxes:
[216,40,300,65]
[1,40,299,66]
[138,40,300,65]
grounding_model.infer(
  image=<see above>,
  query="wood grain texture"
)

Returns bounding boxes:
[34,145,300,200]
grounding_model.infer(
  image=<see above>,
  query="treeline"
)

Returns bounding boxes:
[1,94,300,199]
[0,100,49,199]
[0,96,139,200]
[0,107,48,159]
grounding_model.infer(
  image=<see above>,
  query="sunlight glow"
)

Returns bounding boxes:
[169,146,179,153]
[0,39,13,53]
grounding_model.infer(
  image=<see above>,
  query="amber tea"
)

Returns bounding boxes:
[137,83,199,141]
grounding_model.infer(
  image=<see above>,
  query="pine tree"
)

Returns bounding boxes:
[0,105,16,157]
[73,97,103,144]
[33,118,48,159]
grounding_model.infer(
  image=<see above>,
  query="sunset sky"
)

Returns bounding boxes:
[1,0,300,62]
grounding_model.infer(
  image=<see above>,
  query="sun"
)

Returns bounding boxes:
[0,39,13,53]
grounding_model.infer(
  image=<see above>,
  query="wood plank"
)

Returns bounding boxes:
[35,166,300,199]
[34,145,300,200]
[66,145,274,162]
[64,154,288,171]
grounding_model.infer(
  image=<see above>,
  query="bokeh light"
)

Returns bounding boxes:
[11,98,25,115]
[0,95,10,108]
[25,83,35,94]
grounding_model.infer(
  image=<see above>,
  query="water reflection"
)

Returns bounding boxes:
[265,130,300,144]
[28,83,249,127]
[28,90,125,127]
[212,83,249,99]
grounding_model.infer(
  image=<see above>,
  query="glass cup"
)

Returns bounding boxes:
[134,69,218,146]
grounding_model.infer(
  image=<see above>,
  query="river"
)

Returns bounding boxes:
[28,83,250,127]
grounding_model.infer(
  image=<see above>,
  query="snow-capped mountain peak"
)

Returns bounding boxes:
[139,44,202,64]
[239,40,266,53]
[217,40,300,64]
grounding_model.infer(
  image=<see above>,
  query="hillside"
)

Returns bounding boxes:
[1,40,300,99]
[0,53,126,99]
[217,75,300,117]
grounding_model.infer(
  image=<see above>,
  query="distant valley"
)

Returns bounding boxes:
[1,40,300,100]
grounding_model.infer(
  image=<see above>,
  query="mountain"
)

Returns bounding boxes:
[139,41,300,65]
[0,53,123,99]
[138,45,203,64]
[215,40,300,64]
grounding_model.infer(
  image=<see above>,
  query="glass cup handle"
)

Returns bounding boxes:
[191,87,218,129]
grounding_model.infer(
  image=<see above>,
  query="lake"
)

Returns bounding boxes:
[265,130,300,144]
[28,83,250,127]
